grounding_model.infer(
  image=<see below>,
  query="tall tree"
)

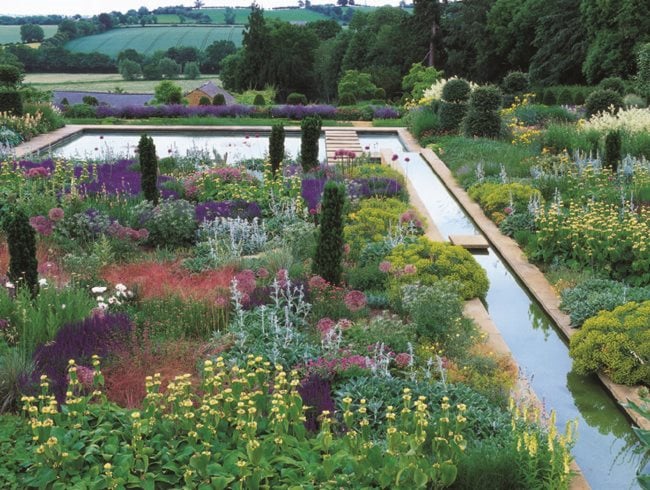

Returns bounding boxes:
[410,0,443,68]
[20,24,44,43]
[240,3,272,89]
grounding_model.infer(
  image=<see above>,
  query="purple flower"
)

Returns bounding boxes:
[29,215,53,236]
[372,106,401,119]
[48,207,65,222]
[194,200,261,222]
[298,375,335,432]
[301,178,327,210]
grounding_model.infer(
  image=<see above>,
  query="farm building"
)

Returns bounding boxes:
[185,81,236,106]
[53,90,154,108]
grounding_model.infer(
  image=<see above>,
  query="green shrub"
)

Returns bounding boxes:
[603,130,622,172]
[439,102,467,133]
[3,208,38,295]
[624,94,647,108]
[82,95,98,106]
[407,107,440,141]
[313,181,346,285]
[0,348,33,413]
[25,102,64,132]
[198,96,210,106]
[468,182,541,224]
[138,134,159,205]
[346,262,388,292]
[560,279,650,327]
[385,237,489,300]
[338,92,356,106]
[300,115,322,172]
[0,89,22,116]
[598,76,625,95]
[574,90,586,105]
[442,79,472,103]
[287,92,308,105]
[542,89,557,106]
[64,103,96,118]
[585,89,623,118]
[212,93,226,105]
[183,61,200,80]
[253,93,265,106]
[463,85,502,138]
[557,89,573,105]
[269,123,285,177]
[133,199,197,248]
[0,64,23,87]
[374,87,386,100]
[569,301,650,385]
[60,97,69,106]
[501,71,529,95]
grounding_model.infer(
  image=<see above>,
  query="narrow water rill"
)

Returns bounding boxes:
[358,132,644,489]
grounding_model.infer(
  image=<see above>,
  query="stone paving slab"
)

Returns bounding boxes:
[449,234,489,249]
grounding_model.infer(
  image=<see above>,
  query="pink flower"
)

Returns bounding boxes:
[215,296,229,308]
[344,290,367,312]
[317,317,336,335]
[256,267,269,279]
[403,264,417,275]
[308,275,329,291]
[24,166,49,178]
[394,353,412,369]
[235,269,257,295]
[391,154,399,161]
[343,243,350,255]
[276,269,289,288]
[48,207,65,222]
[379,261,392,273]
[74,365,95,388]
[404,157,410,162]
[504,206,513,215]
[29,216,53,236]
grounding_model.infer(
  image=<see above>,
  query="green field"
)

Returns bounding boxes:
[66,26,244,58]
[23,73,222,94]
[201,7,329,24]
[0,25,58,44]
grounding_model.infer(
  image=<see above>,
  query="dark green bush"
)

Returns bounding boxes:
[439,102,468,133]
[133,199,197,248]
[462,85,502,139]
[60,97,69,106]
[373,87,386,100]
[82,95,99,106]
[287,92,308,105]
[585,89,623,118]
[501,71,529,95]
[574,90,586,105]
[313,181,346,285]
[0,64,23,87]
[269,123,285,177]
[253,93,265,106]
[542,89,557,106]
[442,79,471,103]
[198,96,211,106]
[212,93,226,106]
[138,134,159,205]
[300,115,322,172]
[3,208,38,295]
[0,90,22,116]
[598,76,625,95]
[64,104,96,118]
[346,262,387,292]
[603,130,622,172]
[338,92,356,106]
[557,89,573,105]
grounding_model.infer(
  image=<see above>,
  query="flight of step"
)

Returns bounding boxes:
[324,129,363,165]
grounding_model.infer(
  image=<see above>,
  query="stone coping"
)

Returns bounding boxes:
[394,128,649,433]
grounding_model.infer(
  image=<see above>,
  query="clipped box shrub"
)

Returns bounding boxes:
[542,89,557,106]
[442,78,472,103]
[439,102,467,133]
[501,71,529,96]
[570,300,650,385]
[338,92,357,106]
[0,89,23,116]
[253,93,266,106]
[462,85,502,138]
[598,76,625,95]
[212,93,226,106]
[574,90,586,105]
[64,104,96,118]
[198,96,211,106]
[557,89,573,105]
[0,64,23,87]
[287,92,308,105]
[585,89,623,118]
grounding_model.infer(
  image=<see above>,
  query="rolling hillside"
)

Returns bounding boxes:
[65,26,244,58]
[0,25,58,44]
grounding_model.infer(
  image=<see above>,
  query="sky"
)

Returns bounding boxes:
[7,1,401,17]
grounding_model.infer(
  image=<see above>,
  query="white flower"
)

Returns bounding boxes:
[5,281,14,289]
[91,286,107,294]
[97,302,108,310]
[115,283,127,292]
[38,278,48,287]
[61,304,66,309]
